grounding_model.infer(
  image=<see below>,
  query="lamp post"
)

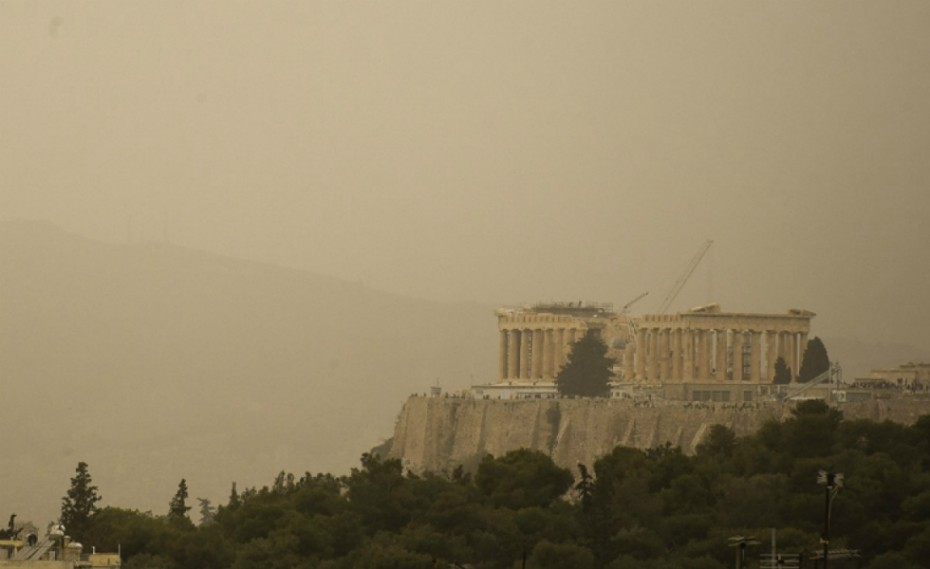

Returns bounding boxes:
[817,470,843,569]
[728,535,760,569]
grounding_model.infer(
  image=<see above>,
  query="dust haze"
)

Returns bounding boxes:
[2,2,929,523]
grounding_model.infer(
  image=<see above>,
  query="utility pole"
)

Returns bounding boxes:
[817,470,843,569]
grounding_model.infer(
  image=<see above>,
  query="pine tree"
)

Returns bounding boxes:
[227,482,241,509]
[773,356,792,385]
[555,329,615,397]
[196,497,216,526]
[60,461,102,539]
[798,337,830,383]
[168,479,191,519]
[575,463,594,512]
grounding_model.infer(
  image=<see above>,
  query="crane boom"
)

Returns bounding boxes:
[657,240,713,314]
[621,291,649,314]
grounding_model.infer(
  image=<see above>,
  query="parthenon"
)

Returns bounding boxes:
[495,302,814,386]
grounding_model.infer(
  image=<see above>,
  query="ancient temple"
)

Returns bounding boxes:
[489,301,815,401]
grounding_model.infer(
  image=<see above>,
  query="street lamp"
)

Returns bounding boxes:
[728,535,760,569]
[816,470,843,569]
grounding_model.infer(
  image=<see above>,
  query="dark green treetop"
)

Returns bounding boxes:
[168,479,191,519]
[556,329,615,397]
[798,336,830,382]
[773,356,792,384]
[60,461,102,540]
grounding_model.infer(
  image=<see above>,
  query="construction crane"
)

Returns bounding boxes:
[621,291,649,352]
[657,240,713,314]
[621,291,649,314]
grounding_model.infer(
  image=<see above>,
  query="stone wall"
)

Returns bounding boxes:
[387,396,930,474]
[0,562,72,569]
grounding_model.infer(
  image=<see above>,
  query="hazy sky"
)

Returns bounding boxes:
[3,1,930,348]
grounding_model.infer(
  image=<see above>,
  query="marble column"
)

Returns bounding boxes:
[750,330,762,382]
[715,329,728,382]
[623,341,635,381]
[777,331,788,364]
[784,332,798,374]
[789,332,799,380]
[799,332,809,369]
[765,330,777,382]
[544,329,555,379]
[554,328,565,371]
[697,330,711,380]
[530,329,542,379]
[732,331,744,381]
[635,328,647,381]
[499,330,508,380]
[508,330,520,380]
[658,328,670,380]
[519,329,530,379]
[671,329,682,380]
[649,328,659,381]
[682,329,693,382]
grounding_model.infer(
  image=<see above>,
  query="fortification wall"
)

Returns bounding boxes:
[387,396,930,474]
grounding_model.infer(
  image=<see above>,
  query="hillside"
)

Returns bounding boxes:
[387,397,930,476]
[0,221,495,523]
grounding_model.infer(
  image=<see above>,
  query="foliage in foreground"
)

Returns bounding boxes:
[73,402,930,568]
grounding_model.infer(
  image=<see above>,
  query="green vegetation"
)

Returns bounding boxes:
[798,336,831,382]
[168,479,192,522]
[555,329,615,397]
[69,406,930,568]
[772,356,792,385]
[60,461,102,542]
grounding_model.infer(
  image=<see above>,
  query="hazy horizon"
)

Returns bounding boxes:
[4,2,930,351]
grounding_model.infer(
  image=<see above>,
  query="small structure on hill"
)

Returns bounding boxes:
[853,362,930,395]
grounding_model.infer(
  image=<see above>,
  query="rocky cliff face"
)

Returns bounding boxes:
[387,396,930,473]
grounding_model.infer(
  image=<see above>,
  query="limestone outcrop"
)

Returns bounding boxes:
[387,397,930,474]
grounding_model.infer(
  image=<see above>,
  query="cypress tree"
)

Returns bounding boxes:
[168,479,191,519]
[772,356,792,385]
[798,337,830,383]
[60,461,102,539]
[556,329,615,397]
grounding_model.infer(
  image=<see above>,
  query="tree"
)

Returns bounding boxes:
[695,424,736,459]
[227,482,241,509]
[168,479,191,519]
[798,337,830,383]
[575,463,594,512]
[772,356,792,384]
[61,461,102,539]
[476,449,573,509]
[556,329,615,397]
[197,498,216,526]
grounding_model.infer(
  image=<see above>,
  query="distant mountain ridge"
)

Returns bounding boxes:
[0,220,495,523]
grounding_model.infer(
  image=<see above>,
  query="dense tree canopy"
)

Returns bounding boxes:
[556,329,615,397]
[73,408,930,569]
[798,336,830,383]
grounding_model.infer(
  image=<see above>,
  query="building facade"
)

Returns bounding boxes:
[489,302,815,402]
